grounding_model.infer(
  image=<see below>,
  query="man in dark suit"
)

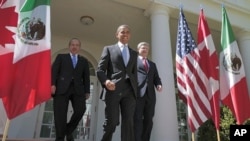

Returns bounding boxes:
[134,42,162,141]
[96,24,138,141]
[51,38,90,141]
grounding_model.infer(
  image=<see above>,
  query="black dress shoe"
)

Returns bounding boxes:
[66,134,74,141]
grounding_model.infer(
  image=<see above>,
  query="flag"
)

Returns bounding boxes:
[176,8,215,132]
[220,6,250,124]
[197,9,220,130]
[2,0,51,119]
[0,0,19,98]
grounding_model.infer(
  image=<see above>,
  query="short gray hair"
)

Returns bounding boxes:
[69,38,81,46]
[137,42,150,49]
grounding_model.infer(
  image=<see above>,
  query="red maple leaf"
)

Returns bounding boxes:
[0,0,18,47]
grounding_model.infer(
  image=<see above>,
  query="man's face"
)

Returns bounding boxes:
[69,39,81,54]
[138,45,149,58]
[116,27,131,44]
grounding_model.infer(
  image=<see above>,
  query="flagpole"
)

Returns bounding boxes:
[191,132,195,141]
[1,119,10,141]
[216,129,221,141]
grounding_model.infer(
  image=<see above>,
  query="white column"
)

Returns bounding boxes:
[148,4,179,141]
[236,30,250,93]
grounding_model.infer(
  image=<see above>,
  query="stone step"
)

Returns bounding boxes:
[0,138,53,141]
[0,135,53,141]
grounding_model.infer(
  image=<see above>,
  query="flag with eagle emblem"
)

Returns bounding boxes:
[1,0,51,119]
[220,6,250,124]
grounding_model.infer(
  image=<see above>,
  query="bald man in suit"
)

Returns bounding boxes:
[134,42,162,141]
[96,25,138,141]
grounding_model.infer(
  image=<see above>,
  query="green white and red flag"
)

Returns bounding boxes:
[220,6,250,124]
[1,0,51,119]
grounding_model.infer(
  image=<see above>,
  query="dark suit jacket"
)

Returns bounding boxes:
[52,54,90,96]
[96,44,138,99]
[137,57,162,98]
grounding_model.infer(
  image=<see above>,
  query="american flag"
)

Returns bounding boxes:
[175,8,213,132]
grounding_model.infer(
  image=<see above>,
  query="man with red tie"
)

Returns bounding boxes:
[134,42,162,141]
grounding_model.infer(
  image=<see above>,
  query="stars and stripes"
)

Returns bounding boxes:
[176,8,218,132]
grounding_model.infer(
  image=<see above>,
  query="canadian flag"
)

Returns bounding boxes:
[0,0,51,119]
[0,0,18,98]
[197,9,220,130]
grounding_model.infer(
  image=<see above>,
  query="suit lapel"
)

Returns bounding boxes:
[147,60,153,73]
[138,57,146,73]
[127,46,134,66]
[75,56,81,69]
[114,44,126,67]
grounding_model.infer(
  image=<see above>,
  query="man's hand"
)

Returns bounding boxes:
[51,85,56,94]
[104,80,116,91]
[85,93,90,99]
[156,85,162,92]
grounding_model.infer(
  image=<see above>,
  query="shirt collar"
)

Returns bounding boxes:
[70,53,77,57]
[139,55,147,60]
[118,42,128,48]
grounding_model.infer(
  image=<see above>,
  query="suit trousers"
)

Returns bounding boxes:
[53,82,86,141]
[101,80,136,141]
[134,90,156,141]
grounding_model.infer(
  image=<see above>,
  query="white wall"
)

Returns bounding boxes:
[8,106,39,138]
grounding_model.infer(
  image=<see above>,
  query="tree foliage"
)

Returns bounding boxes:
[197,105,250,141]
[219,106,235,141]
[197,119,217,141]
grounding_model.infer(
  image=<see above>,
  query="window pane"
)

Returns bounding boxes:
[40,125,51,138]
[42,112,53,124]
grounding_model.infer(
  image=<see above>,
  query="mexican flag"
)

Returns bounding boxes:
[2,0,51,119]
[220,7,250,124]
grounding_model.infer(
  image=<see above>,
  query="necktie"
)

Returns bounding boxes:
[72,54,77,68]
[122,45,128,66]
[143,58,149,72]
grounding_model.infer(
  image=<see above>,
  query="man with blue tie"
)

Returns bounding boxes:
[134,42,162,141]
[51,38,90,141]
[96,24,138,141]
